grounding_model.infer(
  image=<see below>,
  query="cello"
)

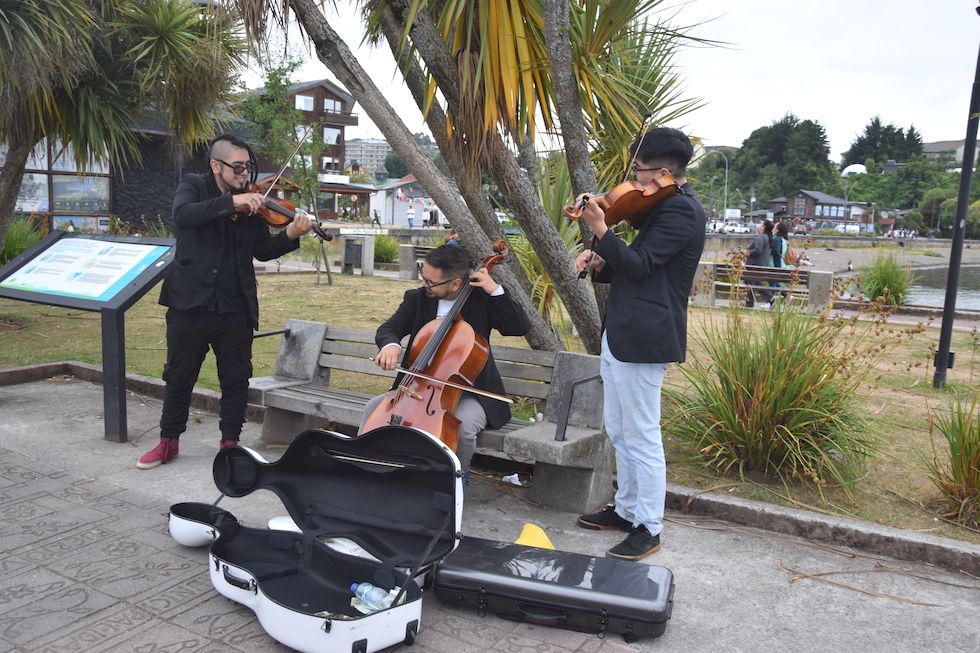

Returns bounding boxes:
[360,241,512,450]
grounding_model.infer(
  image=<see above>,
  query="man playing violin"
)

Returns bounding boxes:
[137,134,315,470]
[573,127,706,559]
[360,244,530,483]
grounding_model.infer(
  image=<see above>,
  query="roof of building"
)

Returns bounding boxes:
[285,78,355,105]
[795,189,867,206]
[922,140,963,153]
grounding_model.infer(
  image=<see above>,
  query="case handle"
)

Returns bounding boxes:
[222,564,256,593]
[517,604,567,626]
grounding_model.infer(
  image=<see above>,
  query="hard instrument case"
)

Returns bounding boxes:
[168,426,462,653]
[432,536,674,642]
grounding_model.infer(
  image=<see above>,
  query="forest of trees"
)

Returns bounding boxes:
[688,113,980,238]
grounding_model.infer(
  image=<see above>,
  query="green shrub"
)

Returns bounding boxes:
[1,215,43,265]
[859,252,913,305]
[373,234,399,263]
[926,396,980,527]
[665,295,882,495]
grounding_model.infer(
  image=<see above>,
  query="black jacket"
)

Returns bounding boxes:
[592,183,706,363]
[159,172,299,328]
[375,287,530,428]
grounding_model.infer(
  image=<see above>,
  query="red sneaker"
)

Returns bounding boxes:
[219,439,239,449]
[136,438,179,470]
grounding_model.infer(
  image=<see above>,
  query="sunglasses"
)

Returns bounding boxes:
[417,263,459,288]
[214,159,255,175]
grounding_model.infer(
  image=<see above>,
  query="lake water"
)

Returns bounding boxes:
[906,265,980,310]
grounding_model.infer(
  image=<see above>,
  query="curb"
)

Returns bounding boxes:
[2,362,978,575]
[666,485,979,576]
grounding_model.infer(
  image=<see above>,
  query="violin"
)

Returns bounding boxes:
[232,183,333,242]
[361,241,512,450]
[562,173,678,228]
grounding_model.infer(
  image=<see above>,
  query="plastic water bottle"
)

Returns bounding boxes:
[350,582,394,611]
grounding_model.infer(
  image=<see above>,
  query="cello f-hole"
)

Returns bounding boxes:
[424,385,437,416]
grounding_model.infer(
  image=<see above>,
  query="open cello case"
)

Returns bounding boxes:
[168,426,462,653]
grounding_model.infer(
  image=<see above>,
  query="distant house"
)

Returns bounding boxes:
[785,189,869,225]
[922,139,980,168]
[371,175,443,227]
[6,77,367,230]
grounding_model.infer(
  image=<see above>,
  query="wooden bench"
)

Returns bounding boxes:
[249,320,612,512]
[694,262,834,312]
[397,244,436,280]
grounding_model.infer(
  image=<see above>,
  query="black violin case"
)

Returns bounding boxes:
[431,536,674,642]
[168,426,462,653]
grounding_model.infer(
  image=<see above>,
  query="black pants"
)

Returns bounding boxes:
[159,308,253,440]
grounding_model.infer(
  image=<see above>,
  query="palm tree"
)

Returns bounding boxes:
[0,0,247,249]
[237,0,701,352]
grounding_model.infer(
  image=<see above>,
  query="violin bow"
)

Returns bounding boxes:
[260,125,313,202]
[391,367,514,404]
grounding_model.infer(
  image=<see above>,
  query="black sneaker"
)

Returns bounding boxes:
[607,525,661,560]
[577,505,632,531]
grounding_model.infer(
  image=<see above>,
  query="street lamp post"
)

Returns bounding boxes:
[701,150,728,217]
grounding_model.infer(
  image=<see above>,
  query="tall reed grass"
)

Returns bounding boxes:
[859,251,913,305]
[927,396,980,527]
[373,234,400,263]
[666,259,923,495]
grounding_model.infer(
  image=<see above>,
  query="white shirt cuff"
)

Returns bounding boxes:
[490,285,505,297]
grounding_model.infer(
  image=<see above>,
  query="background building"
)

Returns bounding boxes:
[345,138,391,177]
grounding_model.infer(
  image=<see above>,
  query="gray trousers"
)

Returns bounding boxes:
[359,394,487,472]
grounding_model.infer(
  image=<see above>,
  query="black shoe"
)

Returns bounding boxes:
[577,505,632,531]
[607,525,661,560]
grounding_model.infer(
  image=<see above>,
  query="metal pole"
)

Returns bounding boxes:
[933,33,980,388]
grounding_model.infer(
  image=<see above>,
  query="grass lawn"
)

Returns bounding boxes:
[1,269,978,545]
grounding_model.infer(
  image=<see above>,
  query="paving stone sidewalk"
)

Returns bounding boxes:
[0,376,978,652]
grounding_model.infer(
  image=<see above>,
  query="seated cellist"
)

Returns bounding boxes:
[358,244,530,483]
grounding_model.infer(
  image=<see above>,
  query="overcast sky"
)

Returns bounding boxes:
[250,1,980,162]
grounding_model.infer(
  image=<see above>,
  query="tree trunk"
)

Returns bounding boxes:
[286,0,562,351]
[388,1,603,354]
[0,134,35,251]
[377,4,561,352]
[542,0,609,326]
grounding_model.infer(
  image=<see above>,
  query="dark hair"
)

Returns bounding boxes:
[425,244,470,278]
[629,127,694,177]
[775,221,790,239]
[763,219,774,253]
[210,134,258,184]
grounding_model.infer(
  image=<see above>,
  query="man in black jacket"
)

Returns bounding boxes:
[359,245,530,481]
[573,127,706,559]
[137,134,314,469]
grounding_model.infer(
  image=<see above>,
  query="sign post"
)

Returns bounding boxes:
[0,232,174,441]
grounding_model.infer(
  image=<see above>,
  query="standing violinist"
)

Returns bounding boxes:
[360,244,530,483]
[137,134,314,470]
[573,127,706,559]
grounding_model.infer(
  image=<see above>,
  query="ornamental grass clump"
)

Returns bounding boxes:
[665,261,919,495]
[926,396,980,528]
[373,234,400,263]
[859,251,913,305]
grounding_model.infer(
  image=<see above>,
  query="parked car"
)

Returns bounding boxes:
[793,223,808,235]
[725,222,752,234]
[833,223,861,235]
[708,220,727,233]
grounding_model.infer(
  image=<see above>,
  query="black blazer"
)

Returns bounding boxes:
[592,184,706,363]
[375,287,531,428]
[159,173,299,328]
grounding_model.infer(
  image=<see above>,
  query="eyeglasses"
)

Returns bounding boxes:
[632,164,663,174]
[417,263,459,289]
[214,159,255,175]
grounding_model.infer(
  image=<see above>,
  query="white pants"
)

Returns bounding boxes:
[601,332,668,536]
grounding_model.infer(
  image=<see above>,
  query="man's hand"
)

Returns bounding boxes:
[574,249,605,274]
[573,193,609,240]
[373,345,401,371]
[231,192,265,216]
[469,267,500,295]
[285,211,315,240]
